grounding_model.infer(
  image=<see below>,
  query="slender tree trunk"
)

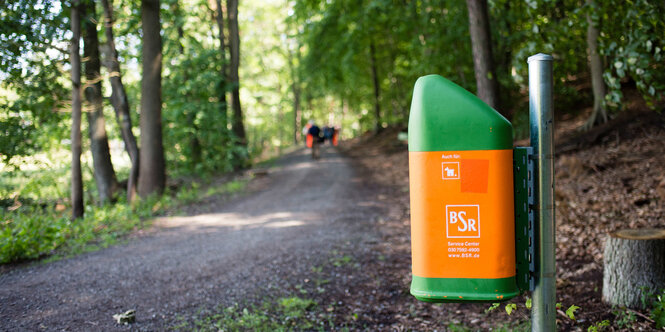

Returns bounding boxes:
[466,0,501,114]
[369,38,381,133]
[209,0,230,153]
[341,98,348,139]
[101,0,140,202]
[583,0,608,130]
[227,0,247,149]
[138,0,166,197]
[293,84,301,145]
[83,0,119,204]
[287,47,301,144]
[70,0,84,219]
[214,0,228,111]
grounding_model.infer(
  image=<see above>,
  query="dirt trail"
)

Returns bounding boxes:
[0,146,385,331]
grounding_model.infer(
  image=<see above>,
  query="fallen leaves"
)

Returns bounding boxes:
[337,111,664,330]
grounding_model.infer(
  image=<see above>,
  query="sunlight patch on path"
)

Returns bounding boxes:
[155,211,312,232]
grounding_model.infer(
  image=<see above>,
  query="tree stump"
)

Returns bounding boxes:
[602,229,665,308]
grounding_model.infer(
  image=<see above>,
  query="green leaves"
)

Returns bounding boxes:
[485,302,501,313]
[565,304,580,320]
[0,112,36,165]
[598,0,665,109]
[505,303,517,315]
[642,288,665,329]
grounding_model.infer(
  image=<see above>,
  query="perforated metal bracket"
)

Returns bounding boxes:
[514,147,535,292]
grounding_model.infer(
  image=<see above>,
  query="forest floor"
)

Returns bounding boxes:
[1,107,664,331]
[334,107,665,331]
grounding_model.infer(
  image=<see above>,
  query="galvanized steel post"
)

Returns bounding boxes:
[528,54,556,332]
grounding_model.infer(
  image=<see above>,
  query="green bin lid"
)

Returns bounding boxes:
[408,75,512,152]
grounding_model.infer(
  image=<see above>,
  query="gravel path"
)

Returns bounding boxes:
[0,146,384,331]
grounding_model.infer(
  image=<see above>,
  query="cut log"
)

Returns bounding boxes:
[602,228,665,309]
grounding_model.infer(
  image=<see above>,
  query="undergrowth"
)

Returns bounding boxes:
[173,296,327,332]
[0,177,249,265]
[642,288,665,329]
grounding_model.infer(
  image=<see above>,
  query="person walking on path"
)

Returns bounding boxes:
[307,122,322,159]
[323,125,334,145]
[303,120,314,148]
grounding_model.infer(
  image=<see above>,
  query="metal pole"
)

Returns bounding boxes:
[528,53,556,332]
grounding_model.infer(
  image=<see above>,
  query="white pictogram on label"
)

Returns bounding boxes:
[442,162,460,180]
[445,205,480,238]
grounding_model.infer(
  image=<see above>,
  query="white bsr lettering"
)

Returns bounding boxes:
[449,211,477,232]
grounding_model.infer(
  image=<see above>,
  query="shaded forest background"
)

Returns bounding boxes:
[1,0,664,263]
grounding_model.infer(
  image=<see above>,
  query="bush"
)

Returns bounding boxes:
[0,197,161,264]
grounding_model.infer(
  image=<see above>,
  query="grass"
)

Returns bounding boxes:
[173,177,250,206]
[174,296,326,331]
[329,249,356,268]
[0,147,252,266]
[1,192,167,264]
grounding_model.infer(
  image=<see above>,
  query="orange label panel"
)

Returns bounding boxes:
[410,150,515,279]
[461,159,489,193]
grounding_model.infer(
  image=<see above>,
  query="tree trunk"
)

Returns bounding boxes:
[466,0,501,114]
[287,46,301,144]
[83,0,119,204]
[293,82,301,144]
[138,0,166,198]
[341,97,348,139]
[70,0,84,220]
[583,0,608,130]
[369,38,381,133]
[214,0,228,112]
[101,0,140,202]
[227,0,247,151]
[602,229,665,309]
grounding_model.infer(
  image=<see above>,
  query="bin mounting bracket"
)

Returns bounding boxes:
[514,147,535,292]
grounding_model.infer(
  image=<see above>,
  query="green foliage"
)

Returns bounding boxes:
[598,0,665,109]
[486,297,534,315]
[642,288,665,329]
[613,307,637,329]
[162,46,240,176]
[291,0,664,132]
[505,303,517,315]
[183,297,319,331]
[0,208,69,263]
[1,145,118,205]
[292,0,473,131]
[191,305,273,331]
[329,250,355,268]
[0,112,37,165]
[279,297,316,319]
[175,178,250,205]
[485,302,501,313]
[330,254,353,267]
[566,304,580,320]
[0,157,250,264]
[652,296,665,329]
[445,323,471,332]
[0,0,70,165]
[158,0,253,175]
[0,174,251,265]
[587,319,610,332]
[0,196,158,264]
